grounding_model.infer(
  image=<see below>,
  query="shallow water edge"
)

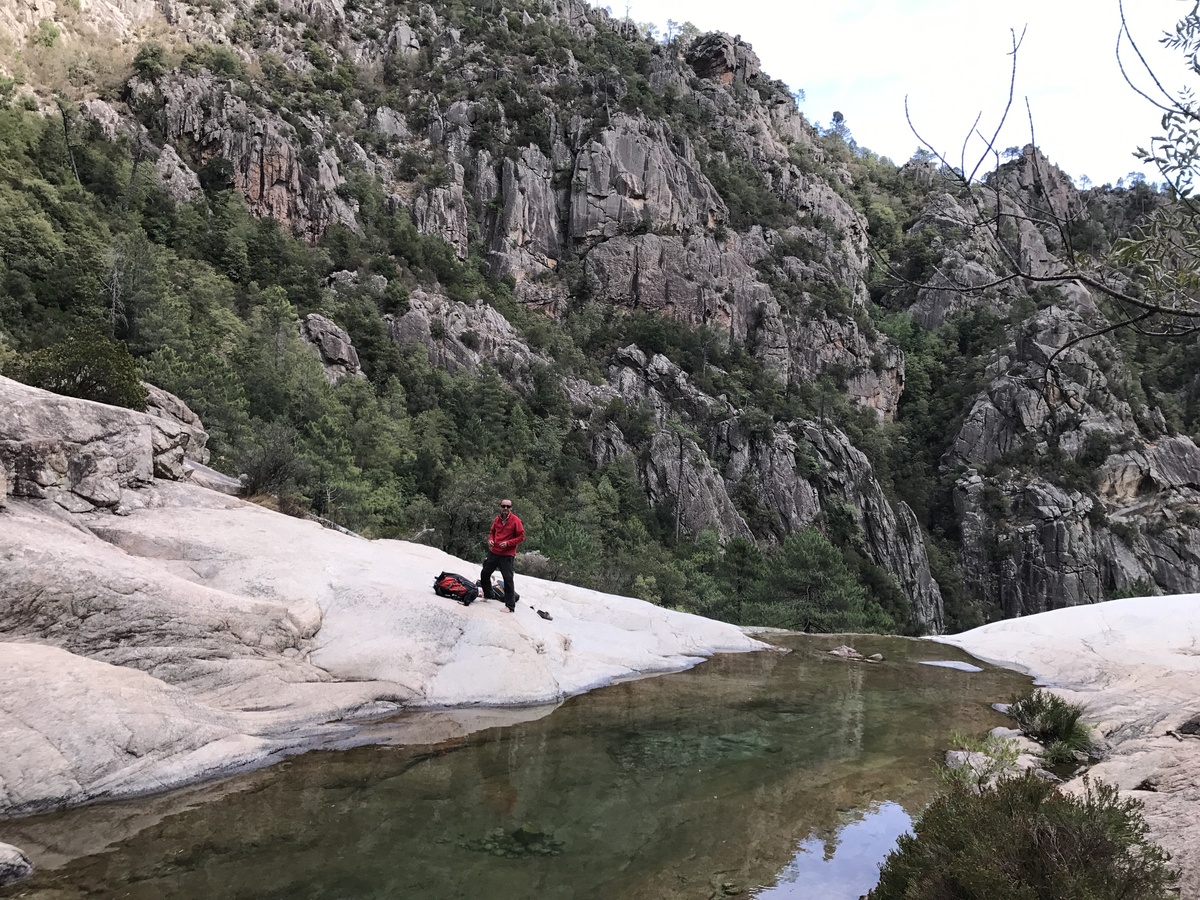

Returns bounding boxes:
[1,634,1031,900]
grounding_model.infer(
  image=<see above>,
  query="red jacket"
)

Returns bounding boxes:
[488,513,525,557]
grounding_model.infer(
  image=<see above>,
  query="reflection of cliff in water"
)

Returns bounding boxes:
[8,635,1030,900]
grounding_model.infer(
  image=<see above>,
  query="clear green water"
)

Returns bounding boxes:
[2,635,1030,900]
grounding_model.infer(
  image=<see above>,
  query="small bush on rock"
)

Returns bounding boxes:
[940,730,1019,792]
[1009,689,1093,757]
[868,774,1177,900]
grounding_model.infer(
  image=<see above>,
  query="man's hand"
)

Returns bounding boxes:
[499,540,508,549]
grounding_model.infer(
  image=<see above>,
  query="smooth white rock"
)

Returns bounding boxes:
[932,595,1200,897]
[0,480,764,816]
[0,842,33,887]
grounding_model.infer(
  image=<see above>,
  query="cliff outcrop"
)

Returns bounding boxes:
[891,150,1200,618]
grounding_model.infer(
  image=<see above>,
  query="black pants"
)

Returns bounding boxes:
[480,552,516,609]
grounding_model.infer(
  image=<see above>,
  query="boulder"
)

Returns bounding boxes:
[685,32,762,85]
[828,645,864,659]
[0,376,191,512]
[0,843,33,887]
[388,18,420,57]
[143,382,210,464]
[299,314,365,384]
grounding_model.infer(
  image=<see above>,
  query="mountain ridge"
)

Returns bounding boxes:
[0,0,1196,634]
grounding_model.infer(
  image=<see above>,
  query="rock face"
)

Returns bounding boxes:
[53,0,899,421]
[0,376,195,511]
[0,379,764,816]
[79,100,204,204]
[0,843,33,887]
[569,114,725,240]
[126,73,358,240]
[299,314,365,383]
[941,300,1200,616]
[804,424,943,633]
[388,287,942,631]
[891,149,1200,618]
[567,346,944,632]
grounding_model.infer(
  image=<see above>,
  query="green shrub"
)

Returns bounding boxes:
[939,730,1019,792]
[16,329,148,410]
[1008,689,1092,753]
[237,422,304,497]
[33,18,60,48]
[132,42,168,79]
[869,774,1176,900]
[180,44,245,78]
[1041,738,1087,769]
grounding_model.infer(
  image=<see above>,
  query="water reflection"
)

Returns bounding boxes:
[753,801,911,899]
[2,635,1029,900]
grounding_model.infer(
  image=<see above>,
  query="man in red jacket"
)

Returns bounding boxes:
[481,498,525,612]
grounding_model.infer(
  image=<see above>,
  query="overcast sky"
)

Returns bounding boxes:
[620,0,1186,187]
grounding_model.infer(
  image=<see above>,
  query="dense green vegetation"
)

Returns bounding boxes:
[6,0,1193,637]
[869,774,1177,900]
[1008,689,1095,768]
[0,101,908,633]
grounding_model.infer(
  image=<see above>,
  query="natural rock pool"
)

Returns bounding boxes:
[1,635,1031,899]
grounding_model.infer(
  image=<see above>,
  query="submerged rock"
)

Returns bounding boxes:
[461,825,565,858]
[828,645,882,661]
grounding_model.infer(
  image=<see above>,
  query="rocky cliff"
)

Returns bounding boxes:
[0,0,1190,631]
[888,149,1200,617]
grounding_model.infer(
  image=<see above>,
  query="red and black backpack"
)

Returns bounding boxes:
[433,572,480,606]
